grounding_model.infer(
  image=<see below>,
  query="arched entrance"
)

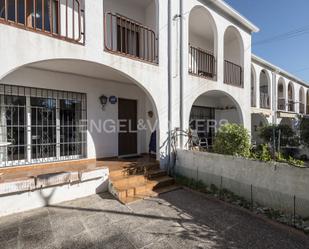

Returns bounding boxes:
[0,59,160,167]
[188,90,243,149]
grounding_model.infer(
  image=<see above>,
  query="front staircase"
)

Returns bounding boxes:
[108,159,179,204]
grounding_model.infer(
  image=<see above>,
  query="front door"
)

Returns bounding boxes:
[118,98,138,156]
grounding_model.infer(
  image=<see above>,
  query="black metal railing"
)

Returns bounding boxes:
[251,96,256,107]
[188,45,216,79]
[278,98,286,111]
[104,12,158,64]
[0,0,84,44]
[288,100,295,112]
[224,60,243,87]
[299,103,305,114]
[260,93,270,109]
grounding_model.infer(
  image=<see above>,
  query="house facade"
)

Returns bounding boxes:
[0,0,307,170]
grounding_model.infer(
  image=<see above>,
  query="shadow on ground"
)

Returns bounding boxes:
[0,189,309,249]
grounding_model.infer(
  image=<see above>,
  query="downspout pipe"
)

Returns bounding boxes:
[179,0,184,148]
[167,0,172,172]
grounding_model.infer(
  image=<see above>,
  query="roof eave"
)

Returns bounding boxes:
[212,0,259,33]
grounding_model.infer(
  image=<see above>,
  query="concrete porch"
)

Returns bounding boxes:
[0,156,177,217]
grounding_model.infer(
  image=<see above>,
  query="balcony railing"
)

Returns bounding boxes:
[299,103,305,114]
[224,60,243,87]
[104,12,158,64]
[278,98,286,111]
[0,0,85,44]
[260,93,270,109]
[288,100,295,112]
[188,45,216,79]
[251,96,256,107]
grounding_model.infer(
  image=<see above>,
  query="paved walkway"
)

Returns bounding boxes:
[1,189,309,249]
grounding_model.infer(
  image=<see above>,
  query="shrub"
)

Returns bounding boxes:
[255,144,272,162]
[213,123,250,158]
[259,124,299,148]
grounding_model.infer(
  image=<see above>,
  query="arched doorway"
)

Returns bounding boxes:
[259,70,270,109]
[0,59,160,167]
[224,26,244,87]
[277,77,286,111]
[288,82,295,112]
[188,6,217,79]
[188,90,243,149]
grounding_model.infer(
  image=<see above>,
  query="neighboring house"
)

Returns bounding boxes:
[0,0,307,169]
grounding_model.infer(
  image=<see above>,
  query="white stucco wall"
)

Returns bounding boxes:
[1,67,155,159]
[176,149,309,217]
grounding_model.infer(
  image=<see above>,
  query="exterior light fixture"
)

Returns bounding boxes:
[99,95,108,110]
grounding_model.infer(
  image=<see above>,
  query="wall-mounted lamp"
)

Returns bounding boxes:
[99,95,108,110]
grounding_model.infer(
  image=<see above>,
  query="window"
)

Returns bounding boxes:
[0,84,87,167]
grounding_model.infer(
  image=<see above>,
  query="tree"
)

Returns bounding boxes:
[213,123,250,158]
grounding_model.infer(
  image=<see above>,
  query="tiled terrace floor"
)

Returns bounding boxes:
[1,189,309,249]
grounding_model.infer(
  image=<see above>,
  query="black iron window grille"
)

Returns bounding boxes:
[0,84,87,167]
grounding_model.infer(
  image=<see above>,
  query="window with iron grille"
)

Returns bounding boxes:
[0,84,87,167]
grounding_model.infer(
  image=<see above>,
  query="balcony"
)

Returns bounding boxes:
[0,0,85,44]
[104,12,158,64]
[299,103,305,114]
[224,60,243,87]
[188,45,216,79]
[278,98,286,111]
[288,100,295,112]
[260,93,270,109]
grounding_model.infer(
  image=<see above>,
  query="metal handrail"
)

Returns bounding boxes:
[0,0,84,44]
[188,45,216,79]
[224,60,243,87]
[104,12,158,64]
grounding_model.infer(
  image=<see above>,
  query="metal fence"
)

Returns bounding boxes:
[189,45,216,79]
[175,166,309,230]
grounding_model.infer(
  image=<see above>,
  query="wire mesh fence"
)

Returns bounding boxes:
[175,165,309,232]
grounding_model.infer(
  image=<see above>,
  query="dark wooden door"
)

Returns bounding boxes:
[118,98,138,156]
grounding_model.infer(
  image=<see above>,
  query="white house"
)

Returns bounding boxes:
[0,0,308,212]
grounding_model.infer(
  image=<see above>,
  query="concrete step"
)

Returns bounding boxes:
[146,169,167,179]
[111,174,146,189]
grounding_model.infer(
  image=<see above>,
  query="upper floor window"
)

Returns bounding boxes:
[104,0,159,64]
[0,0,84,44]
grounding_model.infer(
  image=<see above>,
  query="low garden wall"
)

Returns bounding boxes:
[176,149,309,217]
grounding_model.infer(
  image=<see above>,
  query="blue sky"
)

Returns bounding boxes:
[225,0,309,82]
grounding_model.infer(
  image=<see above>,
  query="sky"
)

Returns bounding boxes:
[224,0,309,82]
